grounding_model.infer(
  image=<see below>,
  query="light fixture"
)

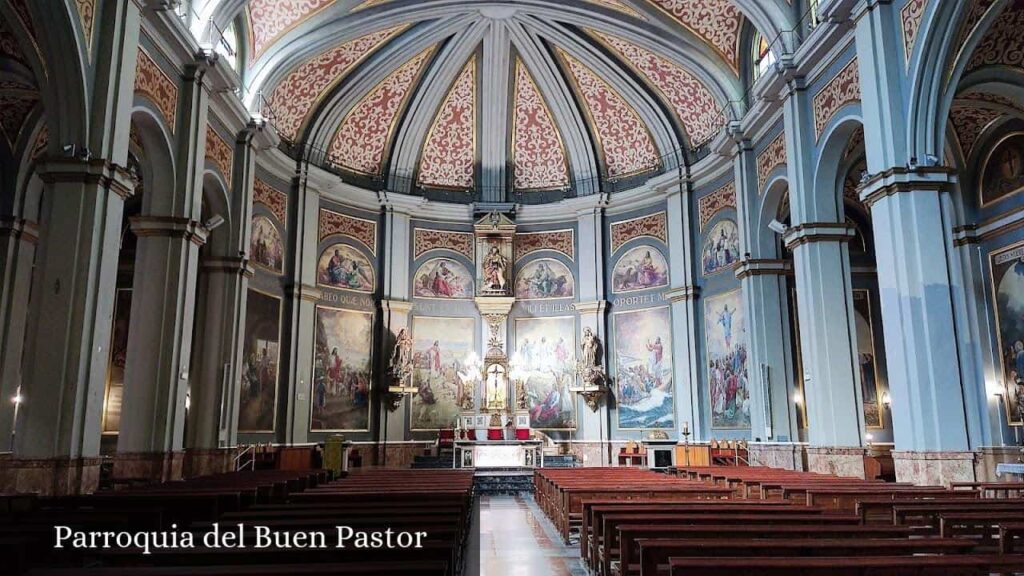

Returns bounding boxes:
[865,432,874,442]
[882,392,891,406]
[791,392,803,405]
[11,394,22,405]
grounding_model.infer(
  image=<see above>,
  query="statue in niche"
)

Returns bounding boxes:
[482,243,509,293]
[515,380,527,411]
[580,327,606,387]
[388,328,413,385]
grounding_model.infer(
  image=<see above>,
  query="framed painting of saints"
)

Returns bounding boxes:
[239,289,282,432]
[612,246,669,293]
[705,290,751,429]
[990,241,1024,425]
[613,306,675,430]
[317,243,375,293]
[410,316,476,430]
[413,258,474,299]
[515,259,575,300]
[981,133,1024,207]
[701,219,740,276]
[250,216,284,273]
[514,316,576,430]
[310,306,372,431]
[853,289,885,429]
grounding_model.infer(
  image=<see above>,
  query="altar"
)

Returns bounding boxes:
[454,439,543,469]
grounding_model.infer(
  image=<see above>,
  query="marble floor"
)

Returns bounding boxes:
[474,494,588,576]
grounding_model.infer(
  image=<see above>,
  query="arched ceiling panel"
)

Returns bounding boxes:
[556,48,661,179]
[247,0,339,63]
[418,55,477,189]
[644,0,744,74]
[590,29,724,146]
[327,46,435,175]
[512,58,571,191]
[266,24,406,142]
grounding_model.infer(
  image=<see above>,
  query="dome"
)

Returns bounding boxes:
[245,0,748,203]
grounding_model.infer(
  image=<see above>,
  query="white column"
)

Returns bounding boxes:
[665,185,702,440]
[576,202,610,464]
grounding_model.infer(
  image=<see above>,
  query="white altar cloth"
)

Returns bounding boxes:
[454,440,543,469]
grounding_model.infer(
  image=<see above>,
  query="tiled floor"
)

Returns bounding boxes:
[476,494,588,576]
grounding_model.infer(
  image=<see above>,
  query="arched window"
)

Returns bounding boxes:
[215,20,240,71]
[752,32,776,81]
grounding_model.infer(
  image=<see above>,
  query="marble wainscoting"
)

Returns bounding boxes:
[892,450,976,487]
[975,446,1024,482]
[564,441,627,467]
[748,442,806,471]
[0,455,102,496]
[805,446,867,478]
[111,451,184,483]
[182,448,236,478]
[368,441,436,468]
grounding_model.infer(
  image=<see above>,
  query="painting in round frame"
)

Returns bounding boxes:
[515,258,575,300]
[611,245,669,293]
[317,243,375,293]
[412,257,474,299]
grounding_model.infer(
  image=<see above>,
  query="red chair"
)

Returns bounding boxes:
[487,428,503,440]
[515,428,530,440]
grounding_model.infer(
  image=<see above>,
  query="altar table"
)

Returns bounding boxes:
[454,439,543,469]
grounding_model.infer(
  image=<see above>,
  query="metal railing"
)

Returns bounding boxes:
[234,444,255,471]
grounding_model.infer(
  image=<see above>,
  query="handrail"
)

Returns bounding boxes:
[234,444,255,471]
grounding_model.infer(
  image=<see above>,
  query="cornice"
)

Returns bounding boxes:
[857,166,957,207]
[782,221,856,249]
[665,285,700,302]
[735,258,792,279]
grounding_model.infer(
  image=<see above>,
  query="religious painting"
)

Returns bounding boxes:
[514,317,576,429]
[412,258,474,299]
[701,219,740,276]
[515,259,575,300]
[239,289,281,432]
[981,133,1024,206]
[411,316,475,430]
[250,216,283,273]
[705,290,751,429]
[989,241,1024,426]
[853,289,884,429]
[613,306,675,430]
[316,243,375,293]
[311,307,372,431]
[102,289,132,434]
[611,246,669,293]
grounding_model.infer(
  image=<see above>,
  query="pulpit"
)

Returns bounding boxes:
[641,438,677,470]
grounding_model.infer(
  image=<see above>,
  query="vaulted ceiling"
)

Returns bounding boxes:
[229,0,785,197]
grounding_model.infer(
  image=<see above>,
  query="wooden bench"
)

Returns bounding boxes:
[666,554,1024,576]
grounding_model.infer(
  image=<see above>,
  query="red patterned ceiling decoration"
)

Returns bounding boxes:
[756,132,786,193]
[205,126,234,188]
[950,105,1001,157]
[697,181,736,229]
[254,179,288,225]
[328,46,434,176]
[966,2,1024,72]
[248,0,337,63]
[413,228,474,260]
[515,229,575,261]
[511,59,569,191]
[900,0,927,64]
[418,56,477,190]
[812,59,860,140]
[0,91,37,148]
[267,25,405,142]
[646,0,744,74]
[592,30,723,147]
[558,49,660,179]
[134,48,178,132]
[319,208,377,253]
[610,212,668,253]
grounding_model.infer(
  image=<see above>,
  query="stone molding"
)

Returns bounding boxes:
[36,158,137,199]
[735,258,791,279]
[287,283,322,302]
[0,455,102,496]
[573,300,608,314]
[665,286,700,302]
[0,217,40,244]
[782,222,856,249]
[805,446,867,479]
[130,215,209,246]
[201,256,255,278]
[892,449,977,487]
[857,166,957,207]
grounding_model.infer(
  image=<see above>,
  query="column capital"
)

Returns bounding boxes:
[0,217,40,244]
[381,299,414,314]
[858,166,957,207]
[130,216,208,246]
[37,158,137,199]
[783,222,856,249]
[287,283,322,302]
[200,256,254,277]
[665,286,700,302]
[735,258,792,279]
[573,300,608,314]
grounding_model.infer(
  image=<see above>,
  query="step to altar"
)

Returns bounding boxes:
[474,470,535,495]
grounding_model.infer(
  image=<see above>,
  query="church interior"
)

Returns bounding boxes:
[4,0,1024,574]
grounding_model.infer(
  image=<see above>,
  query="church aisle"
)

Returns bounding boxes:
[478,494,587,576]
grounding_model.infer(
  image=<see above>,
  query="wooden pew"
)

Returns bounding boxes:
[632,538,975,576]
[666,554,1024,576]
